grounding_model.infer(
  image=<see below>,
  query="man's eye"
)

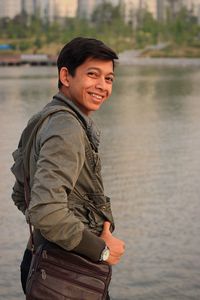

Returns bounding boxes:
[106,77,114,83]
[88,72,97,77]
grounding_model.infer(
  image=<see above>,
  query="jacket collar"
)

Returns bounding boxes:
[52,92,101,151]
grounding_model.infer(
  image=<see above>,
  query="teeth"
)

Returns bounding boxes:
[91,93,102,99]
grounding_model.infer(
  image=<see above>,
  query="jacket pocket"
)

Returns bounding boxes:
[68,193,115,234]
[84,194,115,233]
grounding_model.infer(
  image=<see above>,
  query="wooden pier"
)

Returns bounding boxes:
[0,54,57,66]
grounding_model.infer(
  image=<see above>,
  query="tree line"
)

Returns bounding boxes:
[0,3,199,54]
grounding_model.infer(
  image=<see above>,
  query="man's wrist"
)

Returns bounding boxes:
[73,229,106,262]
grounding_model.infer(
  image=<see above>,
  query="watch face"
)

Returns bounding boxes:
[102,248,110,261]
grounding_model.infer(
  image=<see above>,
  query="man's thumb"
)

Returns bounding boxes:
[102,221,111,234]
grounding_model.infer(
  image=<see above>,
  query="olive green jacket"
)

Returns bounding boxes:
[12,92,115,261]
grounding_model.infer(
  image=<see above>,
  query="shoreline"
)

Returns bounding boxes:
[118,49,200,67]
[0,52,200,67]
[118,56,200,67]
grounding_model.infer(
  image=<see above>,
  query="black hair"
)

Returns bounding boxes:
[57,37,118,89]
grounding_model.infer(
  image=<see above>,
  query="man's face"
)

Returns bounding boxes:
[61,58,114,115]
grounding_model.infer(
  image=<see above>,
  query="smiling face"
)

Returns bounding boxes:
[60,58,114,115]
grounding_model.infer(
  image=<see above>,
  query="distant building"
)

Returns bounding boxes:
[0,0,21,19]
[0,0,78,22]
[21,0,36,15]
[157,0,200,22]
[77,0,96,19]
[147,0,157,18]
[182,0,200,24]
[0,0,199,25]
[157,0,183,21]
[77,0,119,20]
[47,0,78,22]
[65,0,78,18]
[121,0,157,27]
[156,0,164,21]
[35,0,78,23]
[121,0,200,25]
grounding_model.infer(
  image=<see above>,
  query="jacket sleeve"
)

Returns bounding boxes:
[28,112,105,261]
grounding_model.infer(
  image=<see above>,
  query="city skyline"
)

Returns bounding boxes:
[0,0,199,23]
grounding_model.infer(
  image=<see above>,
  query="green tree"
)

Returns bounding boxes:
[135,10,160,47]
[165,7,200,45]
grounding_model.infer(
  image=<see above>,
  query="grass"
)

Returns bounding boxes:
[141,44,200,58]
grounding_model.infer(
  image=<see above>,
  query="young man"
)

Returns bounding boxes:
[12,37,125,298]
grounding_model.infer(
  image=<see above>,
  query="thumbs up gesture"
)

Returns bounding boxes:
[100,221,125,265]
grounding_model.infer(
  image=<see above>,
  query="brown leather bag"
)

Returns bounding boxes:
[26,243,112,300]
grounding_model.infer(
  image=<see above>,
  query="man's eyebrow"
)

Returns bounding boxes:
[87,67,115,76]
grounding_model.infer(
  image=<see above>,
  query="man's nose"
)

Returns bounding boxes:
[95,77,106,90]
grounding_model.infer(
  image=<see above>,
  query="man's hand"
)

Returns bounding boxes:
[100,221,125,265]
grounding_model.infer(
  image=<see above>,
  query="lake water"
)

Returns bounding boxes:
[0,63,200,300]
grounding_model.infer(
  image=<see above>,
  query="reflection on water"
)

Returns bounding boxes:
[0,65,200,300]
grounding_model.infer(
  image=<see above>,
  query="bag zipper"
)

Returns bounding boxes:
[42,249,110,277]
[39,266,104,295]
[40,258,110,286]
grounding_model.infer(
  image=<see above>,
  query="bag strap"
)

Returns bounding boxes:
[23,105,74,252]
[24,173,35,252]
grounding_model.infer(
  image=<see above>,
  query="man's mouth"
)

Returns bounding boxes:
[89,92,104,100]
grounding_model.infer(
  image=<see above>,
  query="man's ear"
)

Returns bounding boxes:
[59,67,70,87]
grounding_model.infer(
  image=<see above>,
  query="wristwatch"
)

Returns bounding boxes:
[100,245,110,261]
